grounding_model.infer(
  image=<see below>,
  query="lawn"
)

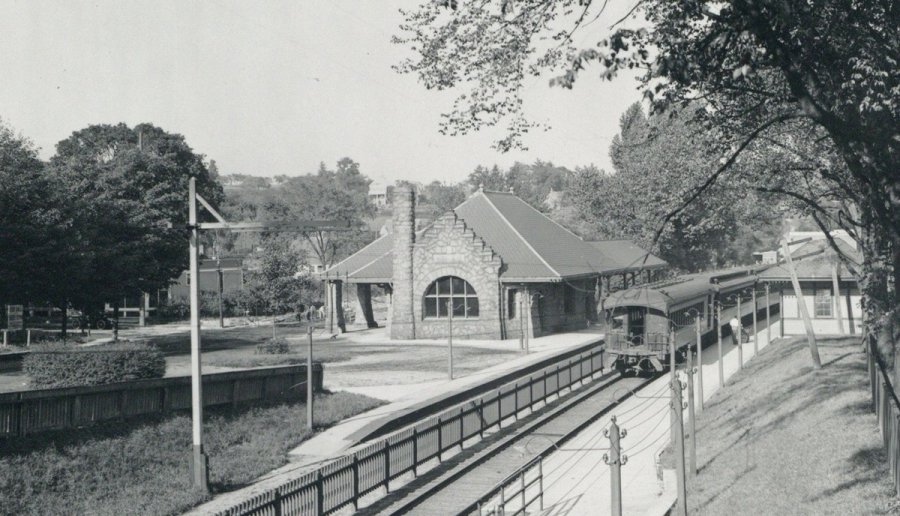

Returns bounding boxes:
[681,336,898,515]
[0,391,383,516]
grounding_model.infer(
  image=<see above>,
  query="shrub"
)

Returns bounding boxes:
[23,342,166,388]
[156,299,190,320]
[255,337,290,355]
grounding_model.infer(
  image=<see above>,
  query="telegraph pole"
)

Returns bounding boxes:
[307,325,314,430]
[716,303,724,389]
[524,291,530,354]
[185,181,348,490]
[695,315,704,411]
[673,378,688,516]
[518,294,525,351]
[686,346,697,476]
[736,293,743,371]
[188,177,209,492]
[448,303,454,380]
[752,287,758,355]
[604,416,627,516]
[765,283,771,346]
[669,327,677,448]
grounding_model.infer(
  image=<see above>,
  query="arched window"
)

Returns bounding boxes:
[423,276,479,318]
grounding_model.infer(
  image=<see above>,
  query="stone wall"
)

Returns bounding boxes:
[411,212,503,339]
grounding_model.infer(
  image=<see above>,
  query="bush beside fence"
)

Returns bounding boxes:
[24,343,165,388]
[0,363,322,438]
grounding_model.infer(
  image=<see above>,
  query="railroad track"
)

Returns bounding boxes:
[359,372,658,515]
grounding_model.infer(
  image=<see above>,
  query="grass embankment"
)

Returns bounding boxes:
[0,391,384,516]
[683,336,897,515]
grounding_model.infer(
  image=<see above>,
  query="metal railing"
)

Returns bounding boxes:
[468,456,544,516]
[866,333,900,496]
[215,344,607,516]
[605,331,668,354]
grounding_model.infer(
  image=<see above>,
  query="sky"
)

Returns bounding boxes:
[0,1,644,184]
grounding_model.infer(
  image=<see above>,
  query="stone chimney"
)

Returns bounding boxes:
[391,185,416,339]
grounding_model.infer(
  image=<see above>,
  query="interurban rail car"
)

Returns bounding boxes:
[603,267,760,376]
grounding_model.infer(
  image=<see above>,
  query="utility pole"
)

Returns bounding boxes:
[717,303,724,389]
[669,327,677,448]
[752,287,758,355]
[448,302,454,380]
[518,293,525,351]
[695,315,704,411]
[736,294,743,371]
[686,346,697,476]
[781,238,821,368]
[522,289,531,355]
[604,416,627,516]
[672,377,688,516]
[307,325,314,430]
[216,231,224,329]
[188,177,209,492]
[184,181,348,490]
[765,283,771,346]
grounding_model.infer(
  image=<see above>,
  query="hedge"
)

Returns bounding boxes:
[23,342,166,388]
[256,337,290,355]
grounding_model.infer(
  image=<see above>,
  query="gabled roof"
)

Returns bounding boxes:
[587,239,667,271]
[758,238,861,281]
[324,190,667,283]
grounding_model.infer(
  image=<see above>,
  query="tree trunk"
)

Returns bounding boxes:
[113,301,120,341]
[60,298,68,343]
[782,239,821,368]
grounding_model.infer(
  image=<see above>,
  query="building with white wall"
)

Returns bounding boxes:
[758,237,861,335]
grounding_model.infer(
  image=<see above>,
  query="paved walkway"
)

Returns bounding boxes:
[185,328,604,516]
[538,316,780,516]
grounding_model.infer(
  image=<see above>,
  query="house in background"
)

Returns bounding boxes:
[322,186,666,340]
[167,257,245,303]
[758,234,861,335]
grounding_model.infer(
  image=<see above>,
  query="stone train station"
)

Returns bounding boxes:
[322,185,666,340]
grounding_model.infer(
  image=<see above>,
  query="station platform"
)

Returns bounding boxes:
[185,328,605,516]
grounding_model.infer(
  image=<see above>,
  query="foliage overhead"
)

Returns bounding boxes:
[567,103,781,271]
[395,0,899,336]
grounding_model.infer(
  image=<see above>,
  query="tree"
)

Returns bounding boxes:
[49,123,223,334]
[396,0,899,367]
[241,237,312,335]
[268,158,375,269]
[420,180,469,217]
[566,104,780,271]
[0,120,55,306]
[466,160,572,211]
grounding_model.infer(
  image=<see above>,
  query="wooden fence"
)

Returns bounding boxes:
[867,333,900,496]
[0,363,322,438]
[215,344,606,516]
